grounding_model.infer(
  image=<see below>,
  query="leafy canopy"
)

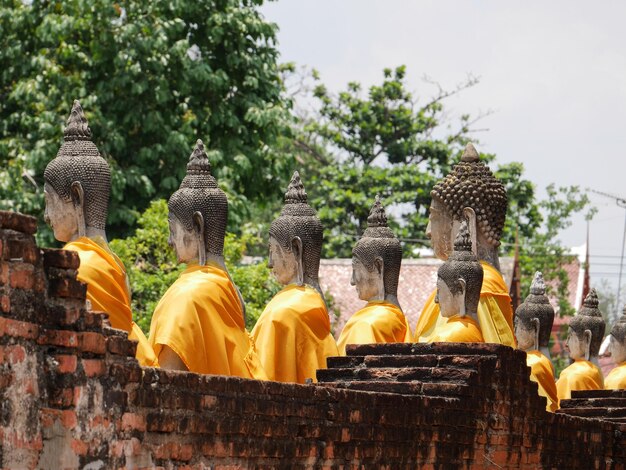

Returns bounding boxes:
[0,0,292,238]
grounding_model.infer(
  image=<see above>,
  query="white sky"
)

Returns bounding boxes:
[261,0,626,300]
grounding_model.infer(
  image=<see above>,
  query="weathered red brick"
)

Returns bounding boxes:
[9,264,34,289]
[6,344,26,363]
[82,358,106,377]
[0,262,8,284]
[0,295,10,313]
[0,211,37,234]
[3,317,39,339]
[54,354,78,374]
[38,329,78,348]
[78,331,106,354]
[121,412,146,432]
[42,248,80,270]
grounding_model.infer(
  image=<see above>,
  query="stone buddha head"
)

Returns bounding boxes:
[514,272,555,353]
[268,171,323,291]
[567,289,606,362]
[435,220,484,319]
[427,143,507,270]
[43,100,111,243]
[168,139,228,266]
[608,307,626,365]
[351,196,402,308]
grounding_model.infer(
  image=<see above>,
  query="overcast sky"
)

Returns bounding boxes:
[261,0,626,297]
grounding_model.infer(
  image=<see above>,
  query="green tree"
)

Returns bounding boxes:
[110,199,280,332]
[0,0,293,239]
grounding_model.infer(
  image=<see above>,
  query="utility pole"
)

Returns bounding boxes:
[589,189,626,320]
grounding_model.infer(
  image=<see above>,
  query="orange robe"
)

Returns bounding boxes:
[251,284,338,383]
[149,263,266,379]
[428,316,484,343]
[556,359,604,402]
[64,237,158,367]
[526,350,558,412]
[605,362,626,390]
[337,301,411,355]
[414,261,515,346]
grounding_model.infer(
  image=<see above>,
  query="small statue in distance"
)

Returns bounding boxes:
[514,272,558,412]
[428,220,484,343]
[337,196,411,355]
[605,307,626,390]
[43,100,157,366]
[556,289,606,401]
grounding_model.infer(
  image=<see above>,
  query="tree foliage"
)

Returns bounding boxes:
[110,199,280,332]
[0,0,292,239]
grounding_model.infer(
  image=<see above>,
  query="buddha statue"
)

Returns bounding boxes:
[556,289,605,401]
[604,307,626,390]
[514,272,558,412]
[148,139,266,379]
[428,220,484,343]
[414,143,515,346]
[251,171,338,383]
[43,100,157,367]
[337,196,411,355]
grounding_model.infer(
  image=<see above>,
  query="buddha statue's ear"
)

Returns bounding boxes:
[291,236,304,286]
[192,211,206,265]
[462,207,478,256]
[531,317,541,351]
[70,181,86,238]
[458,277,467,317]
[583,329,592,361]
[374,256,385,300]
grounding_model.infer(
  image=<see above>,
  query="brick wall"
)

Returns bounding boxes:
[0,210,624,469]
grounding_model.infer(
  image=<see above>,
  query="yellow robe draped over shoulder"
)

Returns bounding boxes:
[605,362,626,390]
[251,284,339,383]
[149,263,266,379]
[337,301,412,355]
[64,237,158,367]
[428,316,484,343]
[414,261,515,346]
[526,350,558,412]
[556,359,604,402]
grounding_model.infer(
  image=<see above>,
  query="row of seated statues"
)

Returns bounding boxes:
[41,101,626,413]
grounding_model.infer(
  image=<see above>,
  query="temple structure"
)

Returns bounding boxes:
[1,210,624,468]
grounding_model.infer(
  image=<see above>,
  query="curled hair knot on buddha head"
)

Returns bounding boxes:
[515,272,555,348]
[167,139,228,256]
[269,171,323,285]
[570,289,606,358]
[436,220,484,316]
[43,100,111,230]
[352,195,402,298]
[430,143,508,247]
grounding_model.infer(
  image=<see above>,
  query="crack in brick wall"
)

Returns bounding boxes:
[0,210,624,469]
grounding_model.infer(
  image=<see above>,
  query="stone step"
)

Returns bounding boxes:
[345,342,515,357]
[326,354,498,370]
[571,389,626,399]
[321,380,474,398]
[560,398,626,409]
[558,407,626,418]
[316,366,477,384]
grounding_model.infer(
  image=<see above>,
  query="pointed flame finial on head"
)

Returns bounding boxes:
[64,100,92,142]
[453,219,472,252]
[581,288,600,312]
[461,142,480,163]
[284,170,307,204]
[367,195,388,228]
[530,271,546,296]
[186,139,211,173]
